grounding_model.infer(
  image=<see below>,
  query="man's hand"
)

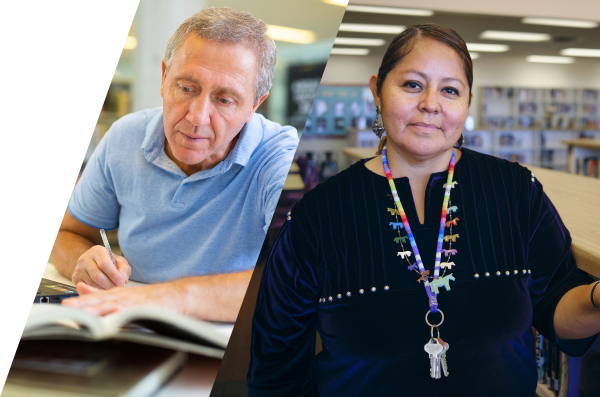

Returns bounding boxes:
[72,246,131,289]
[62,281,183,316]
[51,210,129,286]
[62,270,253,321]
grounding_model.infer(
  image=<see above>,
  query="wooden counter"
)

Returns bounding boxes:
[343,147,600,278]
[528,166,600,278]
[343,147,377,161]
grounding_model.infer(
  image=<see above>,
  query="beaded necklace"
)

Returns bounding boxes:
[381,145,456,312]
[382,145,458,378]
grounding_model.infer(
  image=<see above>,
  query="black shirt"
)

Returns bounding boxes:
[248,148,597,397]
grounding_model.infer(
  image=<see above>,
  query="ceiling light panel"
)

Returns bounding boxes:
[480,30,550,42]
[334,37,385,46]
[320,0,349,6]
[469,52,480,60]
[268,25,317,44]
[466,43,510,52]
[522,17,598,28]
[330,48,370,56]
[560,48,600,57]
[124,36,137,50]
[345,5,433,16]
[338,23,405,34]
[526,55,574,64]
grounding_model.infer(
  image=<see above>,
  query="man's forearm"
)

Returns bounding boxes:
[554,283,600,340]
[50,231,96,280]
[172,269,254,322]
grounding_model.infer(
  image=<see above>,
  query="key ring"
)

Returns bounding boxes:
[425,309,444,327]
[430,325,441,339]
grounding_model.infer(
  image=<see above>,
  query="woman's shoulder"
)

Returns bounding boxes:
[460,148,540,225]
[461,148,534,185]
[291,161,364,218]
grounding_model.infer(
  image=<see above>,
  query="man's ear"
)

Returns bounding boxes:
[246,91,269,123]
[368,74,380,106]
[160,59,167,98]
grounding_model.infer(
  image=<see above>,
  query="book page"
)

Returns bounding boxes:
[100,306,233,349]
[24,305,105,339]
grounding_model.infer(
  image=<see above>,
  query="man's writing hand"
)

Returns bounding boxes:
[62,281,184,316]
[72,246,131,289]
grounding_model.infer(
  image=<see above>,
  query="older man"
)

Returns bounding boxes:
[51,7,298,321]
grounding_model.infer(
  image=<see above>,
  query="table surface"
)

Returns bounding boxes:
[40,263,220,397]
[343,147,600,278]
[562,139,600,150]
[283,173,305,191]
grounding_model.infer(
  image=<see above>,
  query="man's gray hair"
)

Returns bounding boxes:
[165,7,277,104]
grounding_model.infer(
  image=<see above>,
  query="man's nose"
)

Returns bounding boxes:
[186,94,211,126]
[419,88,440,114]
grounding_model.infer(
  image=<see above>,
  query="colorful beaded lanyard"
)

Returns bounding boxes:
[382,145,457,379]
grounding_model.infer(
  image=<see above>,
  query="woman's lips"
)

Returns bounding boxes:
[411,122,440,131]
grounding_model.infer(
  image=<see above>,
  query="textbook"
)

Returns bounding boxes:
[22,304,233,359]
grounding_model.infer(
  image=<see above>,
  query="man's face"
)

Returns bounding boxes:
[160,34,267,173]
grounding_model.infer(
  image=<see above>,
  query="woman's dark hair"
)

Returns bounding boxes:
[375,23,472,155]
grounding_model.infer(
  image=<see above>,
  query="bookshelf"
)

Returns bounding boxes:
[578,90,600,130]
[480,87,600,131]
[517,88,545,129]
[562,139,600,177]
[480,87,514,129]
[536,336,600,397]
[463,130,581,171]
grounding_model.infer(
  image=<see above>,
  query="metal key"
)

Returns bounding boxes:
[424,339,444,378]
[438,338,449,377]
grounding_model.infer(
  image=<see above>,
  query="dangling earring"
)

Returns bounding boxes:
[456,134,464,149]
[372,105,385,138]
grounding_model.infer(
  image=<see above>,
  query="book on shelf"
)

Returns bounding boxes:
[535,325,600,397]
[22,304,233,358]
[480,86,600,130]
[534,328,544,383]
[483,87,513,100]
[534,327,568,397]
[575,157,599,177]
[581,89,599,102]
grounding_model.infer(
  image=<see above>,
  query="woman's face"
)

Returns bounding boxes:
[370,37,470,158]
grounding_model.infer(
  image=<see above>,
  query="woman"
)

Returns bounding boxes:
[248,24,600,396]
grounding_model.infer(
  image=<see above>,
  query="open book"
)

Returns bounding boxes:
[24,304,233,359]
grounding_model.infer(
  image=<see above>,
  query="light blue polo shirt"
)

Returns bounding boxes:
[69,108,298,283]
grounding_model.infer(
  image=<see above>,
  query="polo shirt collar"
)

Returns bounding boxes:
[228,113,263,167]
[141,109,262,180]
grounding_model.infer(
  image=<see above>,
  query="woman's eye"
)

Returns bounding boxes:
[404,81,420,89]
[443,87,459,95]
